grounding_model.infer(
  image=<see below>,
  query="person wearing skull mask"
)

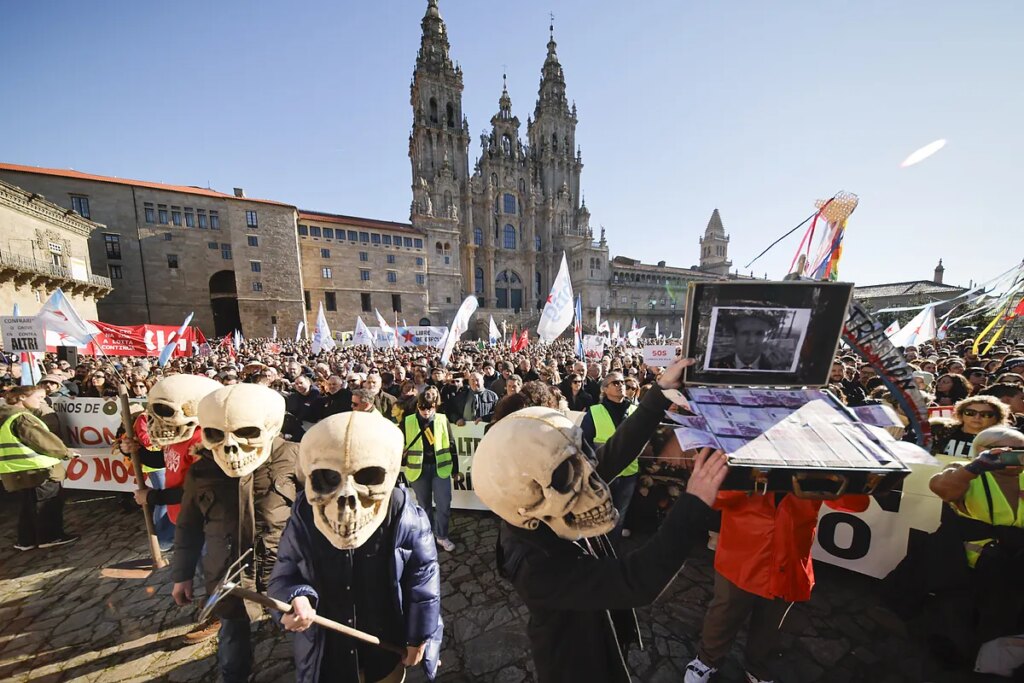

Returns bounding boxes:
[170,384,300,683]
[473,357,728,683]
[269,411,443,682]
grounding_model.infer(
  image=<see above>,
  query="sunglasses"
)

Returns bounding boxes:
[571,380,582,384]
[607,380,624,386]
[626,384,639,390]
[962,409,998,419]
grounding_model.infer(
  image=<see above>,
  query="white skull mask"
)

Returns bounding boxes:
[473,407,617,540]
[199,384,285,478]
[299,411,402,549]
[146,375,222,448]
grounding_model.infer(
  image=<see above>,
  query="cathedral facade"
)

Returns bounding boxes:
[409,0,609,330]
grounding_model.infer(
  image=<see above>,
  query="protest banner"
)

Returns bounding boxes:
[642,344,680,368]
[51,397,144,449]
[45,322,207,358]
[449,421,487,510]
[1,316,46,353]
[812,457,952,578]
[64,449,150,492]
[367,326,449,348]
[582,335,605,360]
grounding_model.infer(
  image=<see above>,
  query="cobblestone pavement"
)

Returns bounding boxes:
[0,490,984,682]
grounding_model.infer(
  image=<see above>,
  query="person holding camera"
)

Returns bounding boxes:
[927,426,1024,668]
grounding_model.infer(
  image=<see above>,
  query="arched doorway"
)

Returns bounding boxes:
[495,270,523,311]
[209,270,241,337]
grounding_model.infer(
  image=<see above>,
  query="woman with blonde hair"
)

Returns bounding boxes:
[930,395,1009,458]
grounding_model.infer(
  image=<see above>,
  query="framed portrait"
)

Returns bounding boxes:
[682,281,854,387]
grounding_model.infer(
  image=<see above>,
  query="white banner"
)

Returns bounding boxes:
[449,422,487,510]
[63,449,152,492]
[367,326,449,348]
[51,397,145,448]
[643,344,680,368]
[1,316,45,353]
[583,335,605,360]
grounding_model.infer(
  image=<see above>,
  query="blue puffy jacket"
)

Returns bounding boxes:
[268,486,442,682]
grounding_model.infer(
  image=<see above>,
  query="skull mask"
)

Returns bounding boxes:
[299,411,402,549]
[146,375,222,448]
[199,384,285,478]
[473,407,617,540]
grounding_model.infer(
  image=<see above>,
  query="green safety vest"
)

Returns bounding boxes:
[404,413,453,482]
[961,470,1024,568]
[0,412,63,475]
[590,403,638,477]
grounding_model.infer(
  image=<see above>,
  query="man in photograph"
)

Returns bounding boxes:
[710,311,782,371]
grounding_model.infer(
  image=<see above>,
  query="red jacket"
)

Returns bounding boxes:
[713,491,870,602]
[133,415,202,524]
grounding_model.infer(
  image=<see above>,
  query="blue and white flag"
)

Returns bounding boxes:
[488,315,500,346]
[353,317,374,347]
[158,312,194,367]
[375,309,398,348]
[573,295,584,359]
[311,303,337,355]
[537,253,574,343]
[37,288,99,347]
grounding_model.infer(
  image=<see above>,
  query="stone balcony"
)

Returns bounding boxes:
[0,250,113,298]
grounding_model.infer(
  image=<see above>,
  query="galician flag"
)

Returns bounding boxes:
[37,288,99,347]
[883,320,900,338]
[311,303,337,354]
[441,295,479,366]
[889,305,937,348]
[488,315,500,346]
[537,252,574,343]
[573,295,584,359]
[627,326,646,347]
[353,316,374,347]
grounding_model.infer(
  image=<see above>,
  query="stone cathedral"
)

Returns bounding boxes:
[409,0,611,329]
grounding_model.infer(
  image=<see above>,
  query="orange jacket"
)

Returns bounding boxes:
[713,491,870,602]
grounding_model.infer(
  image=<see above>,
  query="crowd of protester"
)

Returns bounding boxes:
[3,331,1024,678]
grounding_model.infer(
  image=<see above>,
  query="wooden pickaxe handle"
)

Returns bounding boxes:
[119,388,166,569]
[228,586,406,656]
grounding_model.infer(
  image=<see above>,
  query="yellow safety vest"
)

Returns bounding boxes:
[590,403,638,477]
[961,470,1024,568]
[0,412,63,474]
[403,413,453,482]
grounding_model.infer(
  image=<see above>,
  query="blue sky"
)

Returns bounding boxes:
[3,0,1022,287]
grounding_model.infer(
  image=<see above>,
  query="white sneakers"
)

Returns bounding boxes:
[684,658,717,683]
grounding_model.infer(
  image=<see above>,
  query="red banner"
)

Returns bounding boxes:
[47,322,207,358]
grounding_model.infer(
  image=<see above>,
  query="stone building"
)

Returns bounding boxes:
[297,210,428,331]
[853,259,967,316]
[409,0,608,334]
[0,178,112,318]
[0,163,306,338]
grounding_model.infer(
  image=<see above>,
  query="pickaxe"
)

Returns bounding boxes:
[200,549,405,656]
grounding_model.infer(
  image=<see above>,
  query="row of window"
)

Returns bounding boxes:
[298,225,423,250]
[143,203,224,230]
[468,225,542,251]
[319,267,418,285]
[304,291,404,314]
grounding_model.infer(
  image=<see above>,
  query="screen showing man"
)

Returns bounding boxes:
[705,308,808,373]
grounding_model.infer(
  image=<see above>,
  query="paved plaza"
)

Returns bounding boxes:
[0,490,975,682]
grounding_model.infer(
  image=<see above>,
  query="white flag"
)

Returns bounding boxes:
[613,321,621,340]
[440,296,479,366]
[537,253,574,343]
[374,309,398,348]
[595,306,602,333]
[597,320,610,334]
[655,321,660,339]
[311,303,337,355]
[353,316,374,347]
[488,315,500,345]
[294,321,305,343]
[37,288,99,347]
[272,324,278,340]
[888,305,937,348]
[627,326,646,347]
[883,320,900,338]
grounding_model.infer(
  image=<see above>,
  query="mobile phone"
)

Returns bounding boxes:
[998,450,1024,465]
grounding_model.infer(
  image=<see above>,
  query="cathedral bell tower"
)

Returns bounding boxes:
[409,0,471,324]
[699,209,732,276]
